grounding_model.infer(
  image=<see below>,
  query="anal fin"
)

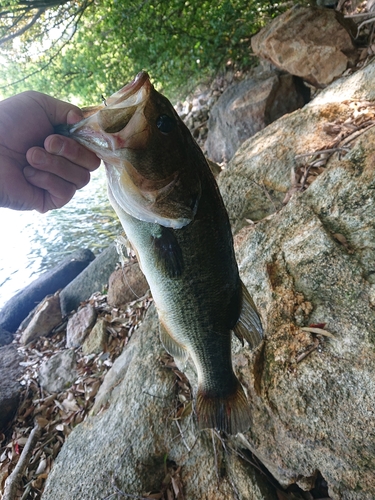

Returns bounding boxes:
[233,281,263,349]
[159,321,188,363]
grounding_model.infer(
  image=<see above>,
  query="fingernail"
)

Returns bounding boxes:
[30,148,46,166]
[67,109,83,125]
[24,166,37,178]
[47,136,64,155]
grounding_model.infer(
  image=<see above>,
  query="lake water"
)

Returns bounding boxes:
[0,167,122,310]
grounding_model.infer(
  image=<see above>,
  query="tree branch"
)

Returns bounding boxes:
[0,8,45,45]
[2,424,42,500]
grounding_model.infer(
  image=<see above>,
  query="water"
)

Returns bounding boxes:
[0,167,122,310]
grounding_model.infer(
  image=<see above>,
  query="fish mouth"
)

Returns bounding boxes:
[66,72,198,229]
[68,72,152,154]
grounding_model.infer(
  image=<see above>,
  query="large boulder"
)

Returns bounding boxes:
[42,307,276,500]
[206,66,309,163]
[251,5,358,87]
[218,59,375,231]
[219,59,375,498]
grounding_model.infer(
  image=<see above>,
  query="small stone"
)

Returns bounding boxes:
[66,304,97,348]
[39,349,78,393]
[82,318,108,355]
[20,293,62,345]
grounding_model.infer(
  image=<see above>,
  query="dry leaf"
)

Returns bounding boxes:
[301,327,335,338]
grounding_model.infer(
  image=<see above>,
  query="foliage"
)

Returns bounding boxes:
[0,0,292,104]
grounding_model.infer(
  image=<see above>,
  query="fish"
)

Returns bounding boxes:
[63,72,264,434]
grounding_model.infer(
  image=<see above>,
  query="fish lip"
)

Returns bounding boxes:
[114,72,151,103]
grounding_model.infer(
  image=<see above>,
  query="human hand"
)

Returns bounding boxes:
[0,91,101,212]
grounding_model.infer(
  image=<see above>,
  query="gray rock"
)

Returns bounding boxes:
[251,5,358,88]
[0,248,94,334]
[66,304,97,348]
[218,58,375,230]
[0,345,23,431]
[0,326,12,347]
[39,349,78,393]
[43,307,276,500]
[20,293,62,345]
[206,68,308,163]
[215,58,375,498]
[107,263,149,307]
[60,243,119,316]
[82,318,108,355]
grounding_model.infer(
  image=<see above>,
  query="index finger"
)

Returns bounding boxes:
[44,134,101,171]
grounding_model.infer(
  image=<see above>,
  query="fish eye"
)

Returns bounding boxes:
[156,114,176,134]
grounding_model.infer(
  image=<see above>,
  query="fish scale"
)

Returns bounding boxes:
[62,72,264,434]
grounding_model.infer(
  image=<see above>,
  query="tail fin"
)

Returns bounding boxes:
[196,379,251,434]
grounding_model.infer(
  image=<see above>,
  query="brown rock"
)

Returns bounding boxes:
[20,293,62,345]
[107,264,149,307]
[251,6,358,87]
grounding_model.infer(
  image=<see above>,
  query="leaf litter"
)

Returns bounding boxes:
[0,290,152,500]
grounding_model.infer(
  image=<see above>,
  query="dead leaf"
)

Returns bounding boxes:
[301,327,335,338]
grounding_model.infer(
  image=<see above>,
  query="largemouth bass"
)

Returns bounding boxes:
[64,72,263,434]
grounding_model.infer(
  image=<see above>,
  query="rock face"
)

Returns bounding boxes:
[219,60,375,498]
[0,345,23,431]
[218,59,375,231]
[206,67,309,163]
[42,56,375,500]
[43,308,276,500]
[251,6,358,87]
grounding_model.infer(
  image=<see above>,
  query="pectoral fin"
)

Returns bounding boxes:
[152,226,184,278]
[233,281,263,349]
[159,321,188,363]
